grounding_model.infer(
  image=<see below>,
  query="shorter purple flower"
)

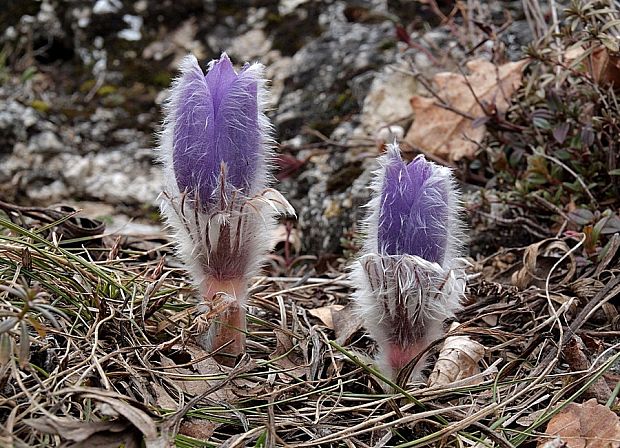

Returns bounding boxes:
[378,154,450,263]
[351,144,466,382]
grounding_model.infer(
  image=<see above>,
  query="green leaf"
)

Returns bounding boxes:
[568,208,594,225]
[599,35,619,53]
[601,214,620,235]
[533,116,552,130]
[20,66,37,83]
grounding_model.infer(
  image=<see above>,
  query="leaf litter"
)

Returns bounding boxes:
[0,194,618,447]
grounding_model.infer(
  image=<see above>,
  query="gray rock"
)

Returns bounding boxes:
[27,131,64,154]
[275,2,397,139]
[0,0,534,254]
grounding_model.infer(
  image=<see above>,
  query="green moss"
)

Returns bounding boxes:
[150,71,172,88]
[79,79,96,93]
[97,85,117,96]
[379,39,396,50]
[30,100,50,114]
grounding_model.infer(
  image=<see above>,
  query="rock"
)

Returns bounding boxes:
[93,0,122,15]
[360,62,417,135]
[0,100,38,155]
[275,2,397,140]
[27,131,64,154]
[229,29,272,62]
[118,14,143,41]
[0,0,535,254]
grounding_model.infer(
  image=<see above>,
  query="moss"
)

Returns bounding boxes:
[30,100,50,114]
[150,71,172,88]
[379,39,396,50]
[97,85,117,96]
[79,79,96,94]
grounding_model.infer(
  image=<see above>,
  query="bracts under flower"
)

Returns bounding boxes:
[158,54,294,364]
[351,144,467,381]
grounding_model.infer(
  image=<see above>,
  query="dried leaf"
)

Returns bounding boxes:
[308,304,345,329]
[179,418,220,440]
[80,393,158,440]
[562,336,612,404]
[271,223,302,253]
[568,45,620,86]
[512,239,575,289]
[542,398,620,448]
[160,344,254,402]
[24,416,130,443]
[270,329,306,382]
[332,303,364,345]
[428,323,486,387]
[405,59,527,161]
[150,382,178,410]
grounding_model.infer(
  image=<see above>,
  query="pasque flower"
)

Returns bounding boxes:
[159,54,294,363]
[351,144,466,381]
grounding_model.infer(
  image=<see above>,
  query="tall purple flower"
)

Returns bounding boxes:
[351,144,466,382]
[159,54,294,363]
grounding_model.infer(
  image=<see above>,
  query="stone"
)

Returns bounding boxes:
[360,63,417,135]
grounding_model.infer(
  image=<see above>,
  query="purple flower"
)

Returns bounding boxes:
[171,54,265,204]
[159,54,293,363]
[351,144,466,383]
[378,153,450,263]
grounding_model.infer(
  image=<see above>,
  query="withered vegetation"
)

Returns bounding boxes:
[0,190,618,447]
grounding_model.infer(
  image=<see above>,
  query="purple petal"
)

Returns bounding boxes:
[378,153,449,263]
[172,54,260,204]
[211,67,259,196]
[204,54,237,113]
[172,57,215,203]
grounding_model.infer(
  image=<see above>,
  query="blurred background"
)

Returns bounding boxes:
[0,0,531,262]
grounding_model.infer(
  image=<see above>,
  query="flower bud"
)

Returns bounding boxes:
[351,144,466,381]
[159,54,294,363]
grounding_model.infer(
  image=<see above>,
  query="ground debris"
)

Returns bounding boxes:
[0,199,618,447]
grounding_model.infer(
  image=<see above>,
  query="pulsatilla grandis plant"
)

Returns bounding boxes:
[159,54,294,364]
[351,144,466,381]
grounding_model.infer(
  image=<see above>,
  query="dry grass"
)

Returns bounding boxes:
[0,204,618,447]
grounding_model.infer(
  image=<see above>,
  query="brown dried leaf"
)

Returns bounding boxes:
[405,59,527,161]
[150,382,178,410]
[332,303,364,345]
[271,223,302,253]
[542,398,620,448]
[308,304,345,329]
[80,393,158,440]
[179,418,220,440]
[160,345,248,402]
[160,355,231,401]
[270,329,306,382]
[511,239,575,289]
[573,46,620,86]
[24,417,130,443]
[428,323,486,387]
